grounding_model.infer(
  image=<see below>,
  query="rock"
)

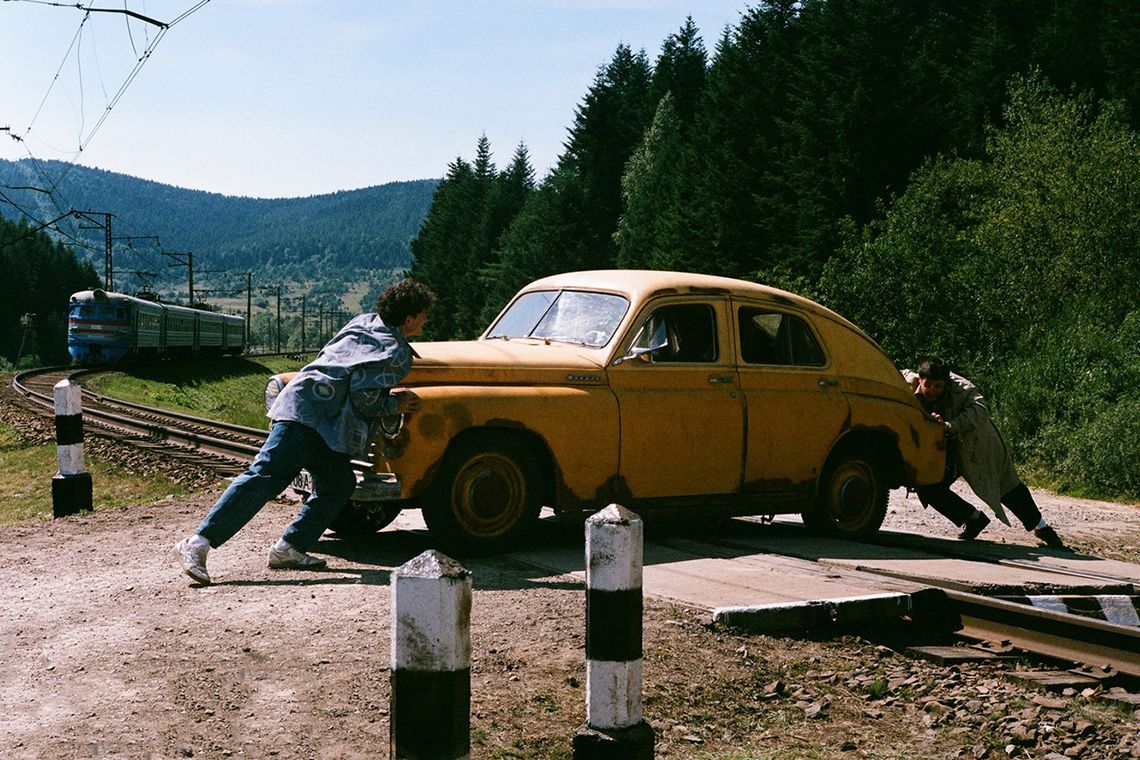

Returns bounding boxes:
[804,702,827,719]
[1032,695,1067,709]
[1008,723,1036,744]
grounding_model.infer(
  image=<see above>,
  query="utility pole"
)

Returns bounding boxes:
[15,313,35,368]
[72,211,113,290]
[244,273,253,345]
[163,251,195,304]
[300,295,306,352]
[110,235,160,296]
[192,267,226,308]
[275,285,282,353]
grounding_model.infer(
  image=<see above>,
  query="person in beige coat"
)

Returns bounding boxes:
[902,357,1068,549]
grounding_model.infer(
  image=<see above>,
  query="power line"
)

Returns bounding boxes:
[3,0,215,227]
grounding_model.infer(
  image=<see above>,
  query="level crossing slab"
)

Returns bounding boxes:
[385,510,1136,615]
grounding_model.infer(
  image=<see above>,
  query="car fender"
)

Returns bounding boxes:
[375,384,620,505]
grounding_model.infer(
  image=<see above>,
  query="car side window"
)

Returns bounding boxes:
[738,307,825,366]
[635,303,718,363]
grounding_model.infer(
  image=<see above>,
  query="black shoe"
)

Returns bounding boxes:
[958,511,990,540]
[1033,525,1070,551]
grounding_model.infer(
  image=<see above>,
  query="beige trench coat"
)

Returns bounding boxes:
[902,370,1020,525]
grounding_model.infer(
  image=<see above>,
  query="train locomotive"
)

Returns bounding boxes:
[68,288,246,364]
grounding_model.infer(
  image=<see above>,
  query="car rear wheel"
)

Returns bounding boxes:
[423,435,543,554]
[807,445,888,538]
[329,500,402,538]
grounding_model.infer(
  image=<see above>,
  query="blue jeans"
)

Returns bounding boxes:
[197,421,355,551]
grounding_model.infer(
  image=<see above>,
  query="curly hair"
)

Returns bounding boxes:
[376,279,435,327]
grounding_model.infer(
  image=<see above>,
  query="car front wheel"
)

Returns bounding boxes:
[423,435,543,554]
[807,446,888,539]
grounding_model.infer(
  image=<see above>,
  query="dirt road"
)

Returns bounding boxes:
[2,476,1139,759]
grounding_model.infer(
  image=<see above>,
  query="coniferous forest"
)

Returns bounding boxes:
[4,1,1140,496]
[409,0,1140,497]
[0,215,100,367]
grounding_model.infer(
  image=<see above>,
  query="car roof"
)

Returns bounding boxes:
[525,269,830,315]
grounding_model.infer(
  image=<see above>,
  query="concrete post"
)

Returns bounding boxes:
[51,379,92,518]
[573,504,655,759]
[390,550,471,760]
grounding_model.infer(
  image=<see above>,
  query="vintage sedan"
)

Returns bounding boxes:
[269,270,947,552]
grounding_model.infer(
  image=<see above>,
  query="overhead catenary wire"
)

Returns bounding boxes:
[1,0,214,251]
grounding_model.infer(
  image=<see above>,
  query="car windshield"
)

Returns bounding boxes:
[485,289,629,347]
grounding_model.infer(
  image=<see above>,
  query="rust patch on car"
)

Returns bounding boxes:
[415,413,447,439]
[415,402,476,440]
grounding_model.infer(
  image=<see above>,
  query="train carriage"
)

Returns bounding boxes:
[221,314,245,355]
[68,288,246,363]
[68,290,137,363]
[162,303,198,354]
[197,311,226,352]
[134,299,164,354]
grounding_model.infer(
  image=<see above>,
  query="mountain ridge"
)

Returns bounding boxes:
[0,158,438,301]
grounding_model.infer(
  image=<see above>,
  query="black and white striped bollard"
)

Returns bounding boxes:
[52,379,93,518]
[573,504,655,759]
[390,550,471,760]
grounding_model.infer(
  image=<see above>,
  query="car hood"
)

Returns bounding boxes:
[405,339,609,385]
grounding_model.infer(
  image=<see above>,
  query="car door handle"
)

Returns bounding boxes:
[818,379,839,388]
[708,375,735,384]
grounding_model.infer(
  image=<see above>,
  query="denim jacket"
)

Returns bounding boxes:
[268,313,412,459]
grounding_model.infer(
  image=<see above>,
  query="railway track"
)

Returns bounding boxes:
[12,365,267,476]
[10,365,1140,690]
[673,519,1140,684]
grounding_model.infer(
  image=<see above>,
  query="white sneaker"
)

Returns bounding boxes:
[174,536,211,585]
[267,540,327,570]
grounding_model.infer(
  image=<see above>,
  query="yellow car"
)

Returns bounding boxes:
[268,270,946,552]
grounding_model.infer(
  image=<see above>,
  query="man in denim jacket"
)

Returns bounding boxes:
[174,279,435,584]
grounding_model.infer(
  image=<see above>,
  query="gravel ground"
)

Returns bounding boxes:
[2,382,1139,759]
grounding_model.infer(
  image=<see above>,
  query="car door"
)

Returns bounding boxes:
[608,297,744,499]
[734,301,849,497]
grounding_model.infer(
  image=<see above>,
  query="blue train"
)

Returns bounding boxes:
[68,288,246,364]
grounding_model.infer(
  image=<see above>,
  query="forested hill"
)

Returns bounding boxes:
[0,159,438,279]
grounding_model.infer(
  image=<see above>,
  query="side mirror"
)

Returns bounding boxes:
[613,321,669,365]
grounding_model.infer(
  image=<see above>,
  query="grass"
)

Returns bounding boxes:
[1,357,308,525]
[82,355,307,430]
[0,420,194,526]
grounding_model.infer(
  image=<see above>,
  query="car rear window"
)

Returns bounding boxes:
[738,307,825,366]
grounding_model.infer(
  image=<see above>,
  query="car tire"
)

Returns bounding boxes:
[329,500,402,538]
[807,444,888,539]
[423,435,543,555]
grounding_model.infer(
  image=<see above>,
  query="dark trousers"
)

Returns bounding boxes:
[917,475,1042,531]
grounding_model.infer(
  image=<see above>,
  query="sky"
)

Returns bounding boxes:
[2,1,750,199]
